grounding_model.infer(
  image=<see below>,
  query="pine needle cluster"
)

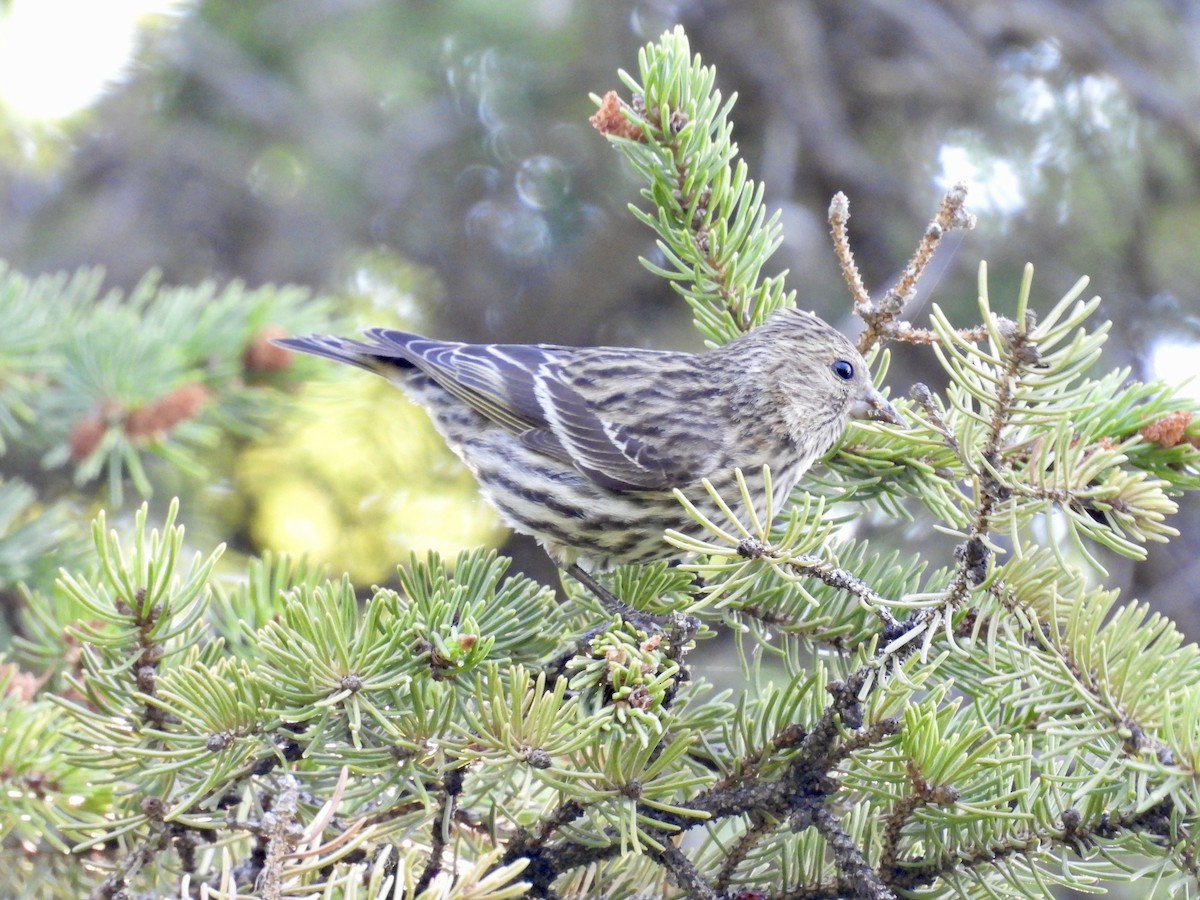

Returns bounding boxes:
[0,266,326,597]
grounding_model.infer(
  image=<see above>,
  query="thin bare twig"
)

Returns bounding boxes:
[811,804,897,900]
[886,324,988,345]
[259,776,301,900]
[657,842,721,899]
[736,537,902,632]
[832,183,977,354]
[882,182,976,318]
[829,192,871,310]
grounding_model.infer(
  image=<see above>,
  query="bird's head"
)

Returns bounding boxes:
[724,308,904,450]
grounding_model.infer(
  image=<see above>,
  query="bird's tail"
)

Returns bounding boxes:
[272,332,419,372]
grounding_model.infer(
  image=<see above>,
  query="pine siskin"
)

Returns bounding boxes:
[277,308,902,623]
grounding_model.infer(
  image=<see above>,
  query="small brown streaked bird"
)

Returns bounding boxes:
[277,308,902,627]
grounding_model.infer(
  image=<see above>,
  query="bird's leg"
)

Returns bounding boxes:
[564,563,699,646]
[564,563,646,621]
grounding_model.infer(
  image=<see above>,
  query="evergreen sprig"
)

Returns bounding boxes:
[0,264,328,505]
[590,25,794,344]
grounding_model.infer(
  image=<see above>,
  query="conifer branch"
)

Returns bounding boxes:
[810,804,896,900]
[501,652,907,891]
[888,801,1175,892]
[713,817,773,893]
[656,843,720,899]
[993,578,1177,764]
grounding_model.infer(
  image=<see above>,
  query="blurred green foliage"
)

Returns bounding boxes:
[240,376,504,584]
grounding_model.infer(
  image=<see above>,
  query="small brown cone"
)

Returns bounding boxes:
[1139,410,1192,448]
[124,383,211,440]
[69,415,108,461]
[589,90,645,141]
[244,326,294,373]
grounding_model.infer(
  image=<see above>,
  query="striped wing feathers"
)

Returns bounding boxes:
[361,329,721,491]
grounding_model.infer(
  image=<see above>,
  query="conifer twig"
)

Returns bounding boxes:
[87,829,171,900]
[656,843,720,899]
[811,804,896,900]
[833,184,978,353]
[259,776,301,900]
[735,536,901,631]
[500,798,586,866]
[828,191,870,310]
[879,764,958,873]
[944,310,1033,604]
[713,817,773,893]
[415,765,466,895]
[590,26,795,344]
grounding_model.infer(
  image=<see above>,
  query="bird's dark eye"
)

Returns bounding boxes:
[832,359,854,381]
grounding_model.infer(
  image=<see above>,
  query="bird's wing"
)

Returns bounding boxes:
[326,329,723,492]
[533,349,726,491]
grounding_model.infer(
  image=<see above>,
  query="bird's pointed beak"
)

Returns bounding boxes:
[851,387,906,426]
